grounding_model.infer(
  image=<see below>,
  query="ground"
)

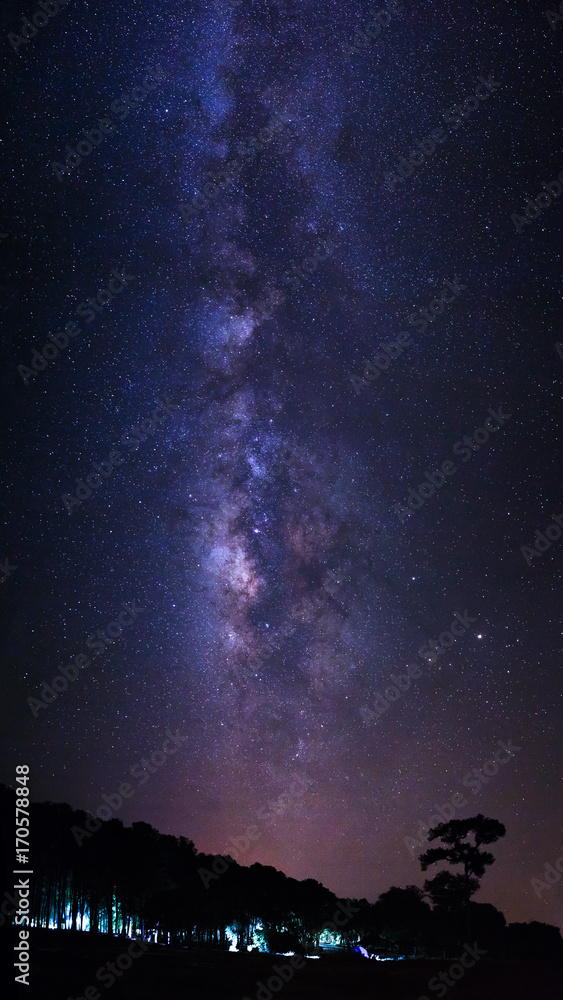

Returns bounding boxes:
[17,931,563,999]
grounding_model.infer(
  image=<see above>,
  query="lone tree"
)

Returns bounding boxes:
[419,814,506,940]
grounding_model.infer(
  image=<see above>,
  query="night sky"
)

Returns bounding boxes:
[1,0,562,931]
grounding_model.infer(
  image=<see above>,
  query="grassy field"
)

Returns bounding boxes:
[19,931,563,1000]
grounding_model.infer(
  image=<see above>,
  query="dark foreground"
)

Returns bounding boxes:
[12,931,563,999]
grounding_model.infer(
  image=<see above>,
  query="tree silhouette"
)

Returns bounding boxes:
[4,785,539,961]
[419,813,506,941]
[372,886,432,956]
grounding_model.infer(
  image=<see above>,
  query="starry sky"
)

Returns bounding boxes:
[1,0,562,929]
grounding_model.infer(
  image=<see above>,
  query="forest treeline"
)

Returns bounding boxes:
[1,785,562,960]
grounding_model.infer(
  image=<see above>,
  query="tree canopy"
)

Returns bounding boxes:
[419,813,506,936]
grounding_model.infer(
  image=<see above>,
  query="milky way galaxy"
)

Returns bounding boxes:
[1,0,562,930]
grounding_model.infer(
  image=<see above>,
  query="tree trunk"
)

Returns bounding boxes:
[464,862,471,943]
